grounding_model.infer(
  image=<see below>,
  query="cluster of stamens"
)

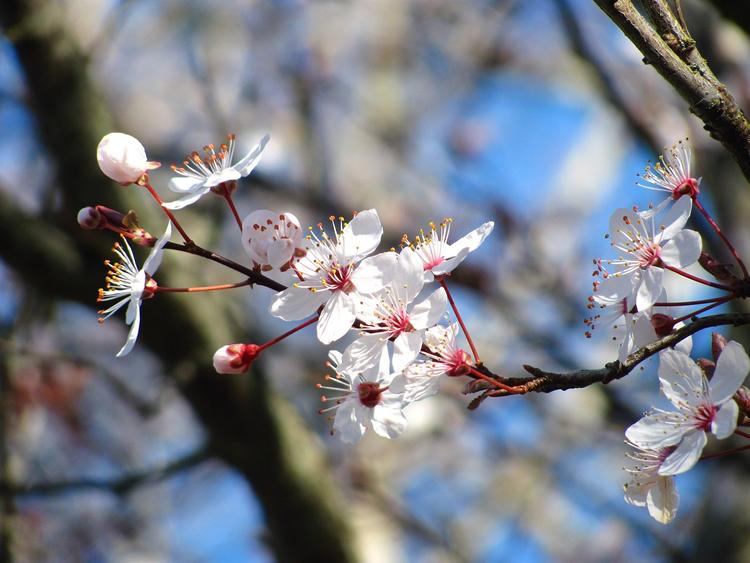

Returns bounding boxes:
[403,218,453,271]
[170,133,237,180]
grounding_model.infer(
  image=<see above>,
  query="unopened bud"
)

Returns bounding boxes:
[735,386,750,415]
[711,332,728,362]
[650,313,676,337]
[212,343,262,374]
[698,252,738,283]
[697,358,716,379]
[77,206,105,230]
[97,132,159,184]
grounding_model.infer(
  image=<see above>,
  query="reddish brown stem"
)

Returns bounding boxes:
[142,182,193,244]
[662,263,732,291]
[438,277,481,364]
[694,198,749,279]
[700,443,750,461]
[222,190,243,231]
[260,315,319,350]
[672,296,733,324]
[156,280,253,293]
[653,297,729,307]
[466,365,522,394]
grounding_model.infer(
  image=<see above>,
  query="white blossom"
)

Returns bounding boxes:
[97,222,172,356]
[623,442,679,524]
[241,210,303,270]
[404,219,494,281]
[97,132,159,184]
[626,341,749,475]
[318,348,407,444]
[164,134,269,210]
[637,140,699,214]
[270,210,388,344]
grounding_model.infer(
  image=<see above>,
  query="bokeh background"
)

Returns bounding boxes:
[1,0,750,561]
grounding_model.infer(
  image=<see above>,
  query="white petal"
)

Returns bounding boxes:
[658,429,706,475]
[404,370,441,402]
[657,195,692,242]
[351,252,397,294]
[267,239,295,269]
[333,400,366,444]
[712,400,738,439]
[396,247,425,303]
[343,334,387,375]
[710,340,750,404]
[116,306,141,357]
[317,291,356,344]
[659,230,702,268]
[409,288,447,330]
[234,134,269,176]
[636,266,663,311]
[625,414,685,450]
[593,274,636,304]
[168,176,205,194]
[371,394,407,439]
[341,209,382,261]
[659,348,704,408]
[143,222,172,275]
[204,167,241,188]
[431,247,469,276]
[270,287,327,321]
[609,208,640,248]
[162,188,211,210]
[646,477,679,524]
[447,221,494,255]
[393,332,423,373]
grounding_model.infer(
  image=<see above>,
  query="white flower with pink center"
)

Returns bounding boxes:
[403,324,472,401]
[241,210,303,271]
[601,196,701,310]
[97,222,172,357]
[318,348,407,444]
[404,219,494,281]
[626,340,749,475]
[349,247,448,373]
[164,134,269,210]
[270,209,389,344]
[637,140,700,213]
[623,442,679,524]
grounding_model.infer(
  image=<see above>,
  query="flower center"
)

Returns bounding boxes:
[423,256,445,271]
[673,177,699,199]
[694,403,717,431]
[385,308,413,336]
[446,349,471,376]
[637,243,662,268]
[324,264,355,293]
[357,382,385,408]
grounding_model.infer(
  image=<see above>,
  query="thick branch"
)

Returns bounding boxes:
[593,0,750,183]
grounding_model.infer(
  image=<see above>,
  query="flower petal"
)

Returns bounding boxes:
[393,332,423,373]
[267,239,295,269]
[270,287,327,321]
[162,188,211,210]
[351,251,397,294]
[636,266,663,311]
[317,291,356,344]
[709,340,750,404]
[659,230,702,269]
[646,476,679,524]
[448,221,494,255]
[234,134,270,176]
[168,176,206,194]
[116,305,141,357]
[396,247,425,303]
[712,400,738,439]
[658,429,706,475]
[371,394,407,439]
[431,247,469,276]
[625,413,685,450]
[341,209,382,261]
[410,288,447,331]
[343,334,387,375]
[659,347,705,408]
[657,195,692,242]
[143,222,173,275]
[333,399,366,444]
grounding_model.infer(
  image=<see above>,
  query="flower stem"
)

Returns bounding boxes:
[662,263,733,291]
[700,443,750,461]
[734,429,750,440]
[694,197,749,279]
[653,297,729,307]
[438,277,481,364]
[222,189,243,231]
[260,315,319,350]
[672,296,733,324]
[143,182,193,244]
[156,280,253,293]
[466,365,522,394]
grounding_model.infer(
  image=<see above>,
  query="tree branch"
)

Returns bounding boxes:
[592,0,750,183]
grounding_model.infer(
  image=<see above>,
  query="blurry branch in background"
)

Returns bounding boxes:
[705,0,750,38]
[471,312,750,405]
[592,0,750,183]
[0,446,211,497]
[554,0,662,152]
[0,332,15,563]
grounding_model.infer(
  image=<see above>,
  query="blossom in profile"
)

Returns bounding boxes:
[350,246,447,373]
[403,219,494,281]
[270,210,389,344]
[97,222,172,356]
[626,341,749,475]
[241,210,304,271]
[637,139,700,212]
[318,348,407,444]
[600,197,701,310]
[164,134,269,210]
[97,132,159,184]
[623,442,679,524]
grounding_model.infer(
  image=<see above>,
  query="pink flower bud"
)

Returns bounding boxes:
[97,133,158,184]
[697,358,715,379]
[698,252,738,283]
[735,386,750,414]
[650,313,676,337]
[77,206,105,230]
[212,344,262,374]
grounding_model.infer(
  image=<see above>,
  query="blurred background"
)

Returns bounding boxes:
[1,0,750,561]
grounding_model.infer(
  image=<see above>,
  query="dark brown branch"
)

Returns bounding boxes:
[593,0,750,184]
[469,312,750,403]
[0,446,211,497]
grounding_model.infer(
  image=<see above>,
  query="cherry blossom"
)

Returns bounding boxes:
[600,196,701,310]
[241,210,303,270]
[625,340,749,475]
[164,134,269,210]
[349,247,448,373]
[637,140,699,213]
[97,132,159,184]
[318,348,407,444]
[213,344,261,374]
[403,324,472,402]
[623,442,679,524]
[403,219,494,281]
[97,222,172,357]
[270,210,389,344]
